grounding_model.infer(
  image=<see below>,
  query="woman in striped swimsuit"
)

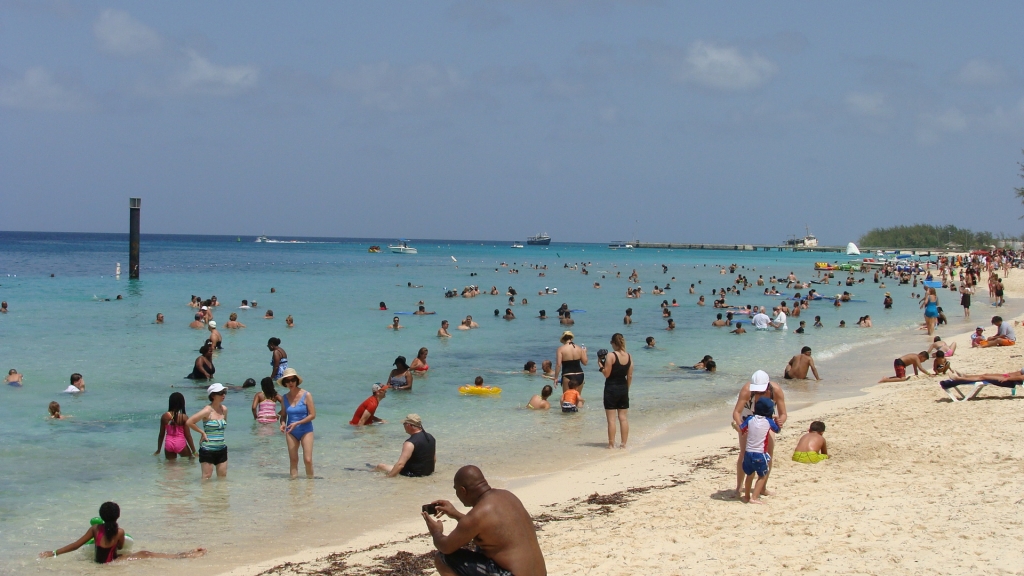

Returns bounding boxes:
[187,383,229,480]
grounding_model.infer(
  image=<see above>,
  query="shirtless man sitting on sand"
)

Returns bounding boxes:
[879,351,931,382]
[423,465,547,576]
[784,346,820,380]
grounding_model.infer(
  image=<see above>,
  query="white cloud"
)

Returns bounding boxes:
[678,41,777,91]
[916,107,968,144]
[331,62,468,112]
[953,59,1008,88]
[171,50,259,95]
[845,92,889,117]
[0,67,90,112]
[93,9,162,57]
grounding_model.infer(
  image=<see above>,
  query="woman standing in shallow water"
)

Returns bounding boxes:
[279,368,315,479]
[186,384,228,480]
[268,337,288,382]
[154,392,195,460]
[600,333,633,449]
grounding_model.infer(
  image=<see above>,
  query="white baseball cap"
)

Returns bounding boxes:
[750,370,770,392]
[207,383,226,394]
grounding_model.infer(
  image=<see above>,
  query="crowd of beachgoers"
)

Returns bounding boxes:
[13,248,1021,574]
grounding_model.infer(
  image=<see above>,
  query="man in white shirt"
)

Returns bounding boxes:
[772,307,788,330]
[63,373,85,393]
[751,307,771,330]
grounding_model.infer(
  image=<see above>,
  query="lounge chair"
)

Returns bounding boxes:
[940,379,1019,402]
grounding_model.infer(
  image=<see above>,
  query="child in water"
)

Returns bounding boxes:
[560,380,583,413]
[48,401,64,419]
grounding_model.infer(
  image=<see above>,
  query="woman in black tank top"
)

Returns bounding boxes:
[600,333,633,449]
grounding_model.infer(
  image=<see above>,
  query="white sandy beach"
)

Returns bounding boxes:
[212,273,1024,576]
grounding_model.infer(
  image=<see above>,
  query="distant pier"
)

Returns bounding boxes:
[631,243,943,256]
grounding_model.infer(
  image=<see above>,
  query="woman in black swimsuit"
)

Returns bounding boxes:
[187,344,215,380]
[554,331,587,394]
[600,333,633,449]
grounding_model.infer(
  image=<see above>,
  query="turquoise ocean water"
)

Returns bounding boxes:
[0,233,965,573]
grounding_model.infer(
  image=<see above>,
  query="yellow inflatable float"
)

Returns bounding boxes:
[459,385,501,396]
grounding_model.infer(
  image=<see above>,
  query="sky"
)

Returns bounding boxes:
[2,1,1023,245]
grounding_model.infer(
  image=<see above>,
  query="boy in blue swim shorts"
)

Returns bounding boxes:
[739,397,780,504]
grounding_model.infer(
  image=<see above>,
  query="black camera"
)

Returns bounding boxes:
[422,503,439,516]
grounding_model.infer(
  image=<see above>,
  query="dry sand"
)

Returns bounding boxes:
[218,270,1024,576]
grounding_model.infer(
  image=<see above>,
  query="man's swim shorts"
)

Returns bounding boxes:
[440,548,513,576]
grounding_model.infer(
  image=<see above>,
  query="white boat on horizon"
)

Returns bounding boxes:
[608,240,635,250]
[511,242,524,249]
[255,235,269,243]
[389,240,418,254]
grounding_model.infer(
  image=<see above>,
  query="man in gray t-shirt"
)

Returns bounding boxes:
[983,316,1016,347]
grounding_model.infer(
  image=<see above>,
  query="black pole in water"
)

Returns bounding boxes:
[129,197,141,279]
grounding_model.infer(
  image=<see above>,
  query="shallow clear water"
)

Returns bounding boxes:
[0,232,954,573]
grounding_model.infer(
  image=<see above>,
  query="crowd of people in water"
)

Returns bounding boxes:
[17,248,1022,571]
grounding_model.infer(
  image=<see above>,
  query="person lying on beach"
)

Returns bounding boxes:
[928,336,956,358]
[879,352,931,382]
[6,368,23,386]
[740,398,779,504]
[422,465,546,576]
[49,401,65,419]
[375,414,435,477]
[560,379,583,413]
[979,315,1016,347]
[954,369,1024,384]
[932,351,958,376]
[351,383,388,425]
[792,421,829,463]
[38,502,206,563]
[526,385,552,410]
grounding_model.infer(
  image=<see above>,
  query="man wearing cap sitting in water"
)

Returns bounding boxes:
[375,414,435,477]
[350,383,388,426]
[423,465,546,576]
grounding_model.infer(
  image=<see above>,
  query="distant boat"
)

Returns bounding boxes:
[236,237,241,242]
[255,235,269,243]
[389,240,418,254]
[368,245,381,253]
[608,240,635,250]
[527,233,551,245]
[511,242,524,249]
